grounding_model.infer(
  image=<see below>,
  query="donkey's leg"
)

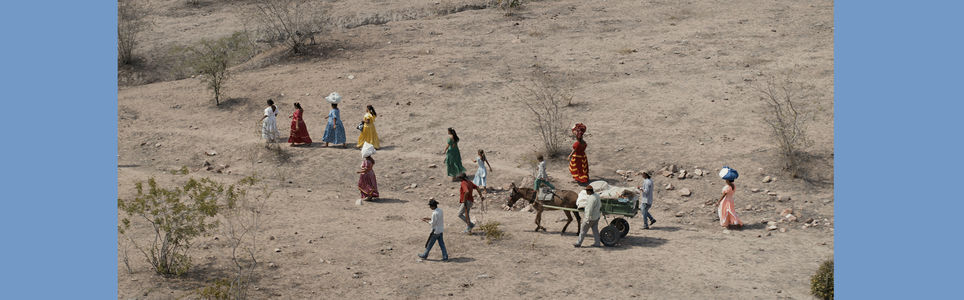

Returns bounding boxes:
[561,210,574,235]
[533,202,546,232]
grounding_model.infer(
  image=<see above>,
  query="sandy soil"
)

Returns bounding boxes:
[118,0,834,298]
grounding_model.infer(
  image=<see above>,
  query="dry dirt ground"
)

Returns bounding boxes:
[118,0,834,298]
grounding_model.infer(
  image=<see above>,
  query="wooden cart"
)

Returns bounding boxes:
[543,187,640,247]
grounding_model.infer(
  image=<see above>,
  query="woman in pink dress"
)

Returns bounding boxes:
[717,179,743,229]
[357,156,378,201]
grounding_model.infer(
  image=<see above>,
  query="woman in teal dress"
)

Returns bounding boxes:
[443,128,466,180]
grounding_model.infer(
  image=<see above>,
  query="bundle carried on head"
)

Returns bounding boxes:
[361,142,376,158]
[719,166,739,181]
[325,92,342,104]
[571,123,587,139]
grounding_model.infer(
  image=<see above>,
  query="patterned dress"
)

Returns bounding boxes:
[322,108,346,144]
[287,109,312,144]
[568,140,589,183]
[358,158,379,198]
[444,138,466,177]
[472,156,487,187]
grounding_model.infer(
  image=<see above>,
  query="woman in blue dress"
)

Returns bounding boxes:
[322,102,347,147]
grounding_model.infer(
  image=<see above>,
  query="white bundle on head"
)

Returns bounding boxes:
[719,167,730,178]
[361,142,376,158]
[325,92,342,104]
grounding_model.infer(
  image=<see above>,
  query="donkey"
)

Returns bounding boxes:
[505,182,582,234]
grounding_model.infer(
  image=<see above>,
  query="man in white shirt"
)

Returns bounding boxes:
[419,200,449,261]
[574,185,602,247]
[637,172,657,229]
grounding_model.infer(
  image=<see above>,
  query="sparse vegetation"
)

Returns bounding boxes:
[810,259,833,300]
[179,32,254,106]
[220,176,271,299]
[197,278,233,300]
[759,72,812,178]
[118,0,151,65]
[118,177,225,276]
[496,0,523,16]
[478,221,506,243]
[515,69,573,157]
[247,0,328,53]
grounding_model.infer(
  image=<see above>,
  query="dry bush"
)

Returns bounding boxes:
[478,221,507,243]
[759,73,812,178]
[514,69,573,157]
[495,0,524,16]
[118,0,151,65]
[246,0,328,54]
[178,32,254,106]
[220,175,272,299]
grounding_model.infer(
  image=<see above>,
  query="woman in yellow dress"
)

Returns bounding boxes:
[357,105,380,149]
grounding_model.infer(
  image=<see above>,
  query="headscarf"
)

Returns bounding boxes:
[571,123,587,139]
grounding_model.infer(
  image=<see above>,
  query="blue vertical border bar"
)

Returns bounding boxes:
[837,1,964,298]
[0,1,117,298]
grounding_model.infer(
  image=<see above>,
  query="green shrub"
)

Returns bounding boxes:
[118,177,224,276]
[197,278,233,300]
[810,259,834,300]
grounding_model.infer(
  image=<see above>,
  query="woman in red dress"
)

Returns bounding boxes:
[287,102,312,146]
[568,123,589,184]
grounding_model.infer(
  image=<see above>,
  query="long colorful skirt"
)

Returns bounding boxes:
[288,120,312,144]
[569,154,589,183]
[358,170,379,198]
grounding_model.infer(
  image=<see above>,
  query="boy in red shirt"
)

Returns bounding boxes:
[458,173,485,233]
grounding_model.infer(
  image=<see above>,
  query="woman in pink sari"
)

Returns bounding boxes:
[717,179,743,229]
[357,156,378,201]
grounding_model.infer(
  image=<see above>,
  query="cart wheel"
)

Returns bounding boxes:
[610,218,630,238]
[600,226,619,247]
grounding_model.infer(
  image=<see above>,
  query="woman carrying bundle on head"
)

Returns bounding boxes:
[443,128,466,181]
[717,166,743,229]
[287,102,312,146]
[356,105,380,149]
[472,149,493,193]
[321,92,346,148]
[260,99,281,143]
[568,123,589,184]
[357,142,379,201]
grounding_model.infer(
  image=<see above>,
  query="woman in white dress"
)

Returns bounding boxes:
[260,99,281,142]
[472,149,493,193]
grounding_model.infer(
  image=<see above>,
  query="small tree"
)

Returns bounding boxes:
[118,177,224,276]
[759,73,812,178]
[118,0,151,65]
[182,32,253,105]
[515,70,573,156]
[247,0,327,53]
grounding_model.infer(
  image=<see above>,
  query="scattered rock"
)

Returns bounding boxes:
[677,170,687,179]
[205,150,217,156]
[428,164,438,168]
[269,236,275,240]
[274,248,282,253]
[767,192,778,197]
[780,208,793,217]
[356,199,363,205]
[675,211,685,217]
[767,222,778,231]
[777,194,791,202]
[268,262,278,268]
[779,228,787,233]
[477,274,491,279]
[307,189,312,193]
[664,183,675,190]
[347,75,355,80]
[745,204,753,211]
[762,176,773,183]
[785,214,798,222]
[661,170,674,177]
[805,218,815,224]
[750,188,760,193]
[410,183,418,189]
[428,72,435,76]
[154,143,162,148]
[693,169,704,176]
[678,188,692,197]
